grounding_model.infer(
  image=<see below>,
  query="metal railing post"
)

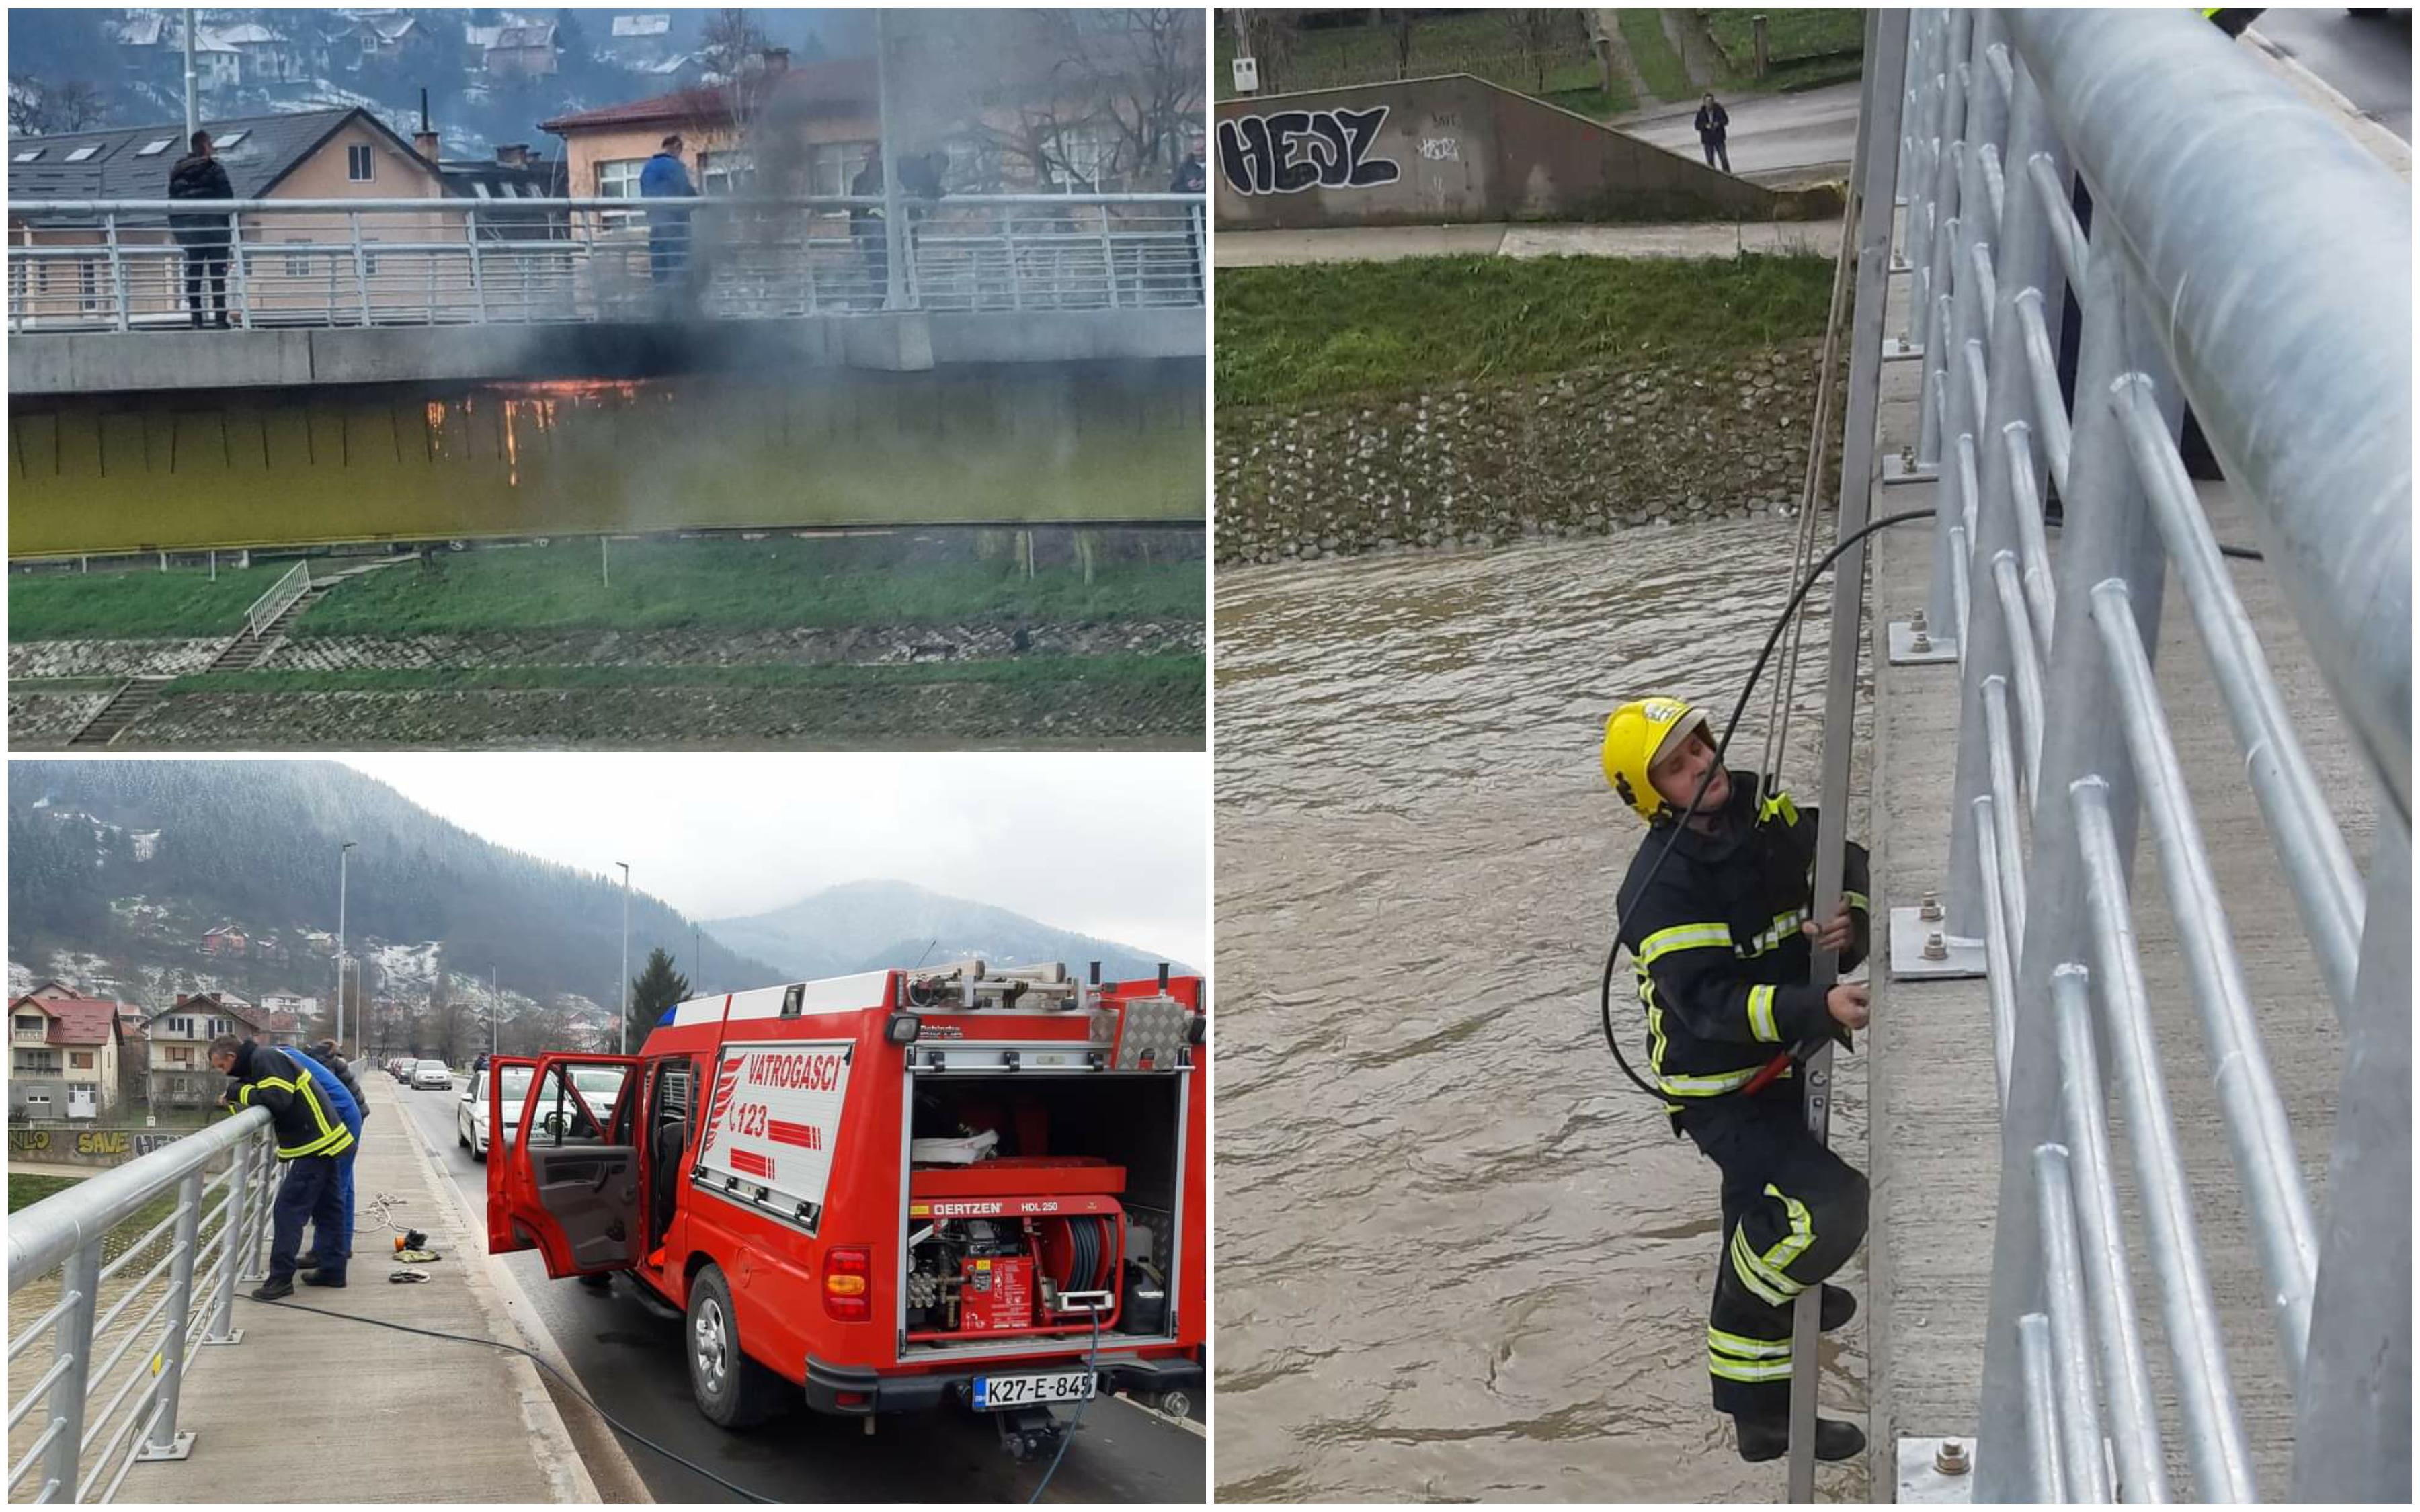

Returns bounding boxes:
[138,1167,206,1462]
[1913,7,1972,377]
[203,1144,248,1343]
[227,210,250,329]
[105,212,130,333]
[2291,818,2412,1501]
[466,206,487,324]
[350,210,371,325]
[46,1242,99,1502]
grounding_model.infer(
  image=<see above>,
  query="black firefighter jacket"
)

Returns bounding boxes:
[1615,770,1870,1107]
[225,1041,356,1160]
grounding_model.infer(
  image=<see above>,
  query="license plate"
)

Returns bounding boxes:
[972,1369,1096,1411]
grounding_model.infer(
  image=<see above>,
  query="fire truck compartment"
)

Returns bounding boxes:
[899,1071,1188,1363]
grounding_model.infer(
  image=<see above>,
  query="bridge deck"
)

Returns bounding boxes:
[1860,261,2369,1496]
[113,1073,598,1504]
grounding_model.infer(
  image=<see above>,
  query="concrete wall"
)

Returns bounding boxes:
[1215,73,1837,231]
[7,1124,187,1167]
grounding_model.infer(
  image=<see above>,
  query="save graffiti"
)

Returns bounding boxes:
[1218,106,1401,195]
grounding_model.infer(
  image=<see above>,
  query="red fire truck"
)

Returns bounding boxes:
[485,959,1206,1458]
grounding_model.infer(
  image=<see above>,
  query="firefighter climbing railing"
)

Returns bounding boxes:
[5,1111,279,1504]
[1882,7,2409,1502]
[3,193,1207,332]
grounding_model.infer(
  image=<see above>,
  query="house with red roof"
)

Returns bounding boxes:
[145,991,282,1110]
[9,991,126,1121]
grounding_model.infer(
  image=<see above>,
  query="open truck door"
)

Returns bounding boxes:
[490,1052,644,1277]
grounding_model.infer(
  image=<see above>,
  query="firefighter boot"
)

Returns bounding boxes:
[1734,1414,1865,1464]
[1820,1284,1855,1331]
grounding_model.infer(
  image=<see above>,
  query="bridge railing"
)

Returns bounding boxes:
[1881,8,2407,1501]
[243,562,310,640]
[3,193,1206,333]
[6,1111,278,1504]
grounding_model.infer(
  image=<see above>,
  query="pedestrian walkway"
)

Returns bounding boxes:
[1215,220,1835,268]
[113,1072,598,1503]
[1859,229,2365,1495]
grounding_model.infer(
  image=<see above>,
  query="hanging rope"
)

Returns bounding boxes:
[1760,184,1861,790]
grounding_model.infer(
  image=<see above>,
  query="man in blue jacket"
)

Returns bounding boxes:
[288,1042,364,1275]
[211,1036,354,1298]
[639,134,695,284]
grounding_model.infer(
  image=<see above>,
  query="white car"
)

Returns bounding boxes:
[458,1063,535,1162]
[411,1060,453,1091]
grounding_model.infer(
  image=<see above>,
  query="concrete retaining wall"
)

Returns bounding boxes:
[1215,74,1839,232]
[7,1124,188,1168]
[1215,341,1827,564]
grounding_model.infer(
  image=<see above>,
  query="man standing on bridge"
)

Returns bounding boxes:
[167,130,235,329]
[211,1034,355,1297]
[850,146,889,309]
[640,134,696,286]
[1603,696,1871,1464]
[1694,92,1732,174]
[291,1040,366,1277]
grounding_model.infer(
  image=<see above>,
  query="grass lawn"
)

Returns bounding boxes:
[1216,9,1613,104]
[1702,8,1867,81]
[9,568,276,642]
[167,652,1205,698]
[1617,10,1697,105]
[1217,253,1834,407]
[8,1173,84,1211]
[296,538,1203,638]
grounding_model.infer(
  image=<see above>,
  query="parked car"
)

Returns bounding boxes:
[459,1062,533,1161]
[411,1060,454,1090]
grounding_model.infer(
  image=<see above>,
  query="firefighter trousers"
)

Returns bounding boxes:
[1678,1083,1869,1418]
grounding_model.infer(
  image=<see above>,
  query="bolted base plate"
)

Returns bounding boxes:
[1889,907,1986,980]
[1884,337,1924,361]
[134,1431,196,1464]
[1898,1437,1978,1503]
[200,1330,245,1347]
[1888,620,1958,665]
[1882,453,1939,485]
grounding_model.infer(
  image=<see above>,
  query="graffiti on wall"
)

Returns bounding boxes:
[1218,106,1402,196]
[9,1127,182,1163]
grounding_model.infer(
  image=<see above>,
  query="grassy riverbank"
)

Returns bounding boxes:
[1217,253,1834,408]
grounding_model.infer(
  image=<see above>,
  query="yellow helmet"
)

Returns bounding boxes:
[1601,696,1710,822]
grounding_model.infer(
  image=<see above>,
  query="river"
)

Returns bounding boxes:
[1214,518,1876,1503]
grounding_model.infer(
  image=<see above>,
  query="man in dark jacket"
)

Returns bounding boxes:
[211,1034,355,1297]
[1694,92,1732,174]
[1603,695,1871,1464]
[293,1040,366,1271]
[167,130,235,329]
[1169,150,1206,194]
[638,134,695,284]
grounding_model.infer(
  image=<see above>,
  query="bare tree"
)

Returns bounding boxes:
[1392,9,1416,80]
[698,7,772,79]
[8,76,109,134]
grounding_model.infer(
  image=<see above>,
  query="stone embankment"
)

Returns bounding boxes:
[1215,341,1831,566]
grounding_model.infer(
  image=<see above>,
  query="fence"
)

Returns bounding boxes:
[4,194,1205,333]
[1877,7,2407,1502]
[243,562,310,640]
[7,1110,279,1503]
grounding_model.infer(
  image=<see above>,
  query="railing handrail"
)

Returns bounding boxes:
[5,1106,267,1290]
[6,192,1207,217]
[2004,7,2411,823]
[243,561,310,639]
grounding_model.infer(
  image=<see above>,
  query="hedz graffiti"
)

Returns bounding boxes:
[1218,105,1402,195]
[487,958,1207,1462]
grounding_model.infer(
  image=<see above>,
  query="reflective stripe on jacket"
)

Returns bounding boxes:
[1615,771,1870,1105]
[232,1043,357,1159]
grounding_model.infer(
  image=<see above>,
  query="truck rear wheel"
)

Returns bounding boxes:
[686,1264,786,1429]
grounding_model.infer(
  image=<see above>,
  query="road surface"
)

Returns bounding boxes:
[390,1077,1205,1505]
[1615,82,1862,184]
[2251,8,2413,140]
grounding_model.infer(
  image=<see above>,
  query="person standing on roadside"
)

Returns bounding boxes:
[1601,695,1872,1465]
[1695,91,1732,173]
[167,130,235,328]
[639,133,696,284]
[293,1040,366,1273]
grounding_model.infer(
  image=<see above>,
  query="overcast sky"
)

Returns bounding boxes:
[341,754,1209,967]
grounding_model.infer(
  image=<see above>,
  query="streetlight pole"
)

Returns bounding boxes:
[182,9,198,144]
[875,9,905,310]
[616,862,631,1055]
[336,840,356,1057]
[491,964,500,1060]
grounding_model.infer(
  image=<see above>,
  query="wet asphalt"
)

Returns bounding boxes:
[391,1080,1204,1503]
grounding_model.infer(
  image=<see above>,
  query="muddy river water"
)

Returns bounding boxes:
[1214,519,1875,1503]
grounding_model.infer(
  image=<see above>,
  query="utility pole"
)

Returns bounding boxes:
[692,924,701,994]
[336,840,356,1058]
[182,9,198,144]
[616,862,631,1054]
[491,964,500,1060]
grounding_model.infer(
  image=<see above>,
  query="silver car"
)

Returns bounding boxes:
[411,1060,453,1091]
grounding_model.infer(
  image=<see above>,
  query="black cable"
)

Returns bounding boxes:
[1597,507,1939,1103]
[241,1292,778,1503]
[1026,1307,1103,1505]
[2040,514,2263,562]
